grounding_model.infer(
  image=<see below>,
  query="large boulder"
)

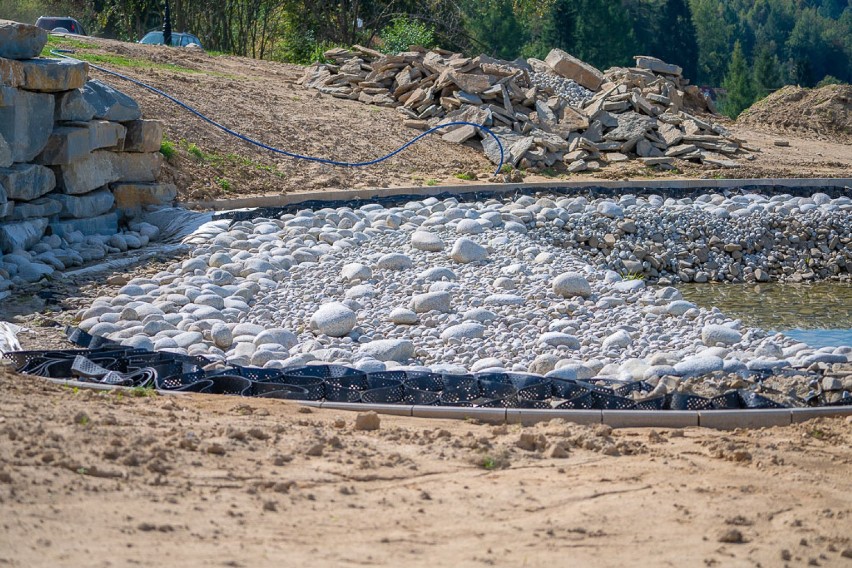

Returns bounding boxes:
[47,187,114,218]
[54,89,96,122]
[10,196,62,220]
[0,217,48,252]
[18,58,88,92]
[0,86,55,162]
[89,120,126,151]
[0,133,11,168]
[545,49,604,91]
[122,120,163,152]
[49,211,118,238]
[0,20,48,60]
[111,182,177,211]
[80,79,141,121]
[53,151,118,194]
[111,151,163,182]
[0,163,56,201]
[34,126,91,165]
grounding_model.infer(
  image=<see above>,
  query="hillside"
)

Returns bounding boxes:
[44,35,852,203]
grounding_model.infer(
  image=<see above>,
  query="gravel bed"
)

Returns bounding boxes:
[71,192,852,403]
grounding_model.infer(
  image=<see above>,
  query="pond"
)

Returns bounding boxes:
[677,281,852,349]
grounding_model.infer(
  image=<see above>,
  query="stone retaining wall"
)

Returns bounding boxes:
[0,20,175,288]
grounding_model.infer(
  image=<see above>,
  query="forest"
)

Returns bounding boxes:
[4,0,851,116]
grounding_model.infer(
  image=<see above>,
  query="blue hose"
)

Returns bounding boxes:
[52,49,505,175]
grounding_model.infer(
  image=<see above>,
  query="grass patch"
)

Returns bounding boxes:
[130,385,157,398]
[425,178,438,186]
[71,52,205,74]
[159,137,177,160]
[216,177,232,192]
[472,450,511,470]
[186,142,205,160]
[41,35,98,55]
[454,172,476,181]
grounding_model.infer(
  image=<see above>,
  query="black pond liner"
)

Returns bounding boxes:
[5,326,836,412]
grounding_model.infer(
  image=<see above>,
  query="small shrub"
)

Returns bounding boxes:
[187,142,204,160]
[159,137,176,160]
[216,177,232,192]
[454,172,476,181]
[425,178,438,186]
[379,16,434,54]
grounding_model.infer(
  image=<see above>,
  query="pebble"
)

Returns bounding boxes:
[310,303,357,337]
[449,237,488,263]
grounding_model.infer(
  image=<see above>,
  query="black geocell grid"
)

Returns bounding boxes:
[4,328,851,411]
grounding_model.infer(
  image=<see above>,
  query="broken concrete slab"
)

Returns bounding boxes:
[634,56,682,76]
[604,112,657,141]
[545,49,603,91]
[442,124,478,144]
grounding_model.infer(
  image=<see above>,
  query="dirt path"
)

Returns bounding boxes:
[1,370,850,567]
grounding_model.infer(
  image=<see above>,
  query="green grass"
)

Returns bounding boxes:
[130,385,157,398]
[425,179,438,186]
[454,172,476,181]
[186,142,205,160]
[621,271,644,281]
[216,177,232,192]
[41,35,98,55]
[159,137,177,160]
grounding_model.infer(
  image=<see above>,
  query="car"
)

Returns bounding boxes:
[138,31,203,49]
[35,16,87,36]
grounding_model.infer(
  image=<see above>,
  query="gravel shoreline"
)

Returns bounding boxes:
[67,191,852,404]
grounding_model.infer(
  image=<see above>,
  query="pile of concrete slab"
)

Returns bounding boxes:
[301,46,751,172]
[0,20,175,286]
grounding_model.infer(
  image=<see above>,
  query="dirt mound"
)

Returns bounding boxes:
[737,84,852,144]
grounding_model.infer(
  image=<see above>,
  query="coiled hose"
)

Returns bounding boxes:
[52,48,506,175]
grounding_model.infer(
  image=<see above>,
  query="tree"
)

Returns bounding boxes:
[752,44,781,98]
[690,0,735,85]
[571,0,638,69]
[657,0,699,80]
[722,40,755,118]
[462,0,526,59]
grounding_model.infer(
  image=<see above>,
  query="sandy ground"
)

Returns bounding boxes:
[0,369,851,567]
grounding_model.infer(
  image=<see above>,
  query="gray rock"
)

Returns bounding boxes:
[255,329,297,350]
[529,354,559,375]
[463,308,498,322]
[388,307,418,325]
[112,182,177,211]
[80,79,142,121]
[16,58,88,92]
[538,332,580,349]
[410,291,452,313]
[0,218,48,252]
[441,322,485,341]
[89,120,126,151]
[673,355,724,378]
[53,151,118,195]
[666,300,696,316]
[0,86,55,162]
[597,201,624,218]
[122,120,163,153]
[0,163,55,201]
[604,112,657,141]
[0,133,10,168]
[419,267,456,281]
[34,126,91,165]
[456,218,484,235]
[49,211,118,238]
[111,151,163,182]
[701,324,742,347]
[10,196,62,220]
[54,89,96,122]
[0,20,48,59]
[358,339,414,363]
[602,329,632,350]
[552,272,592,298]
[47,187,114,218]
[449,237,488,263]
[310,302,357,337]
[484,294,525,306]
[410,230,444,252]
[341,262,372,282]
[376,252,412,270]
[800,353,848,366]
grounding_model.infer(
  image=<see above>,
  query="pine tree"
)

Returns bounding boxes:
[658,0,699,80]
[722,40,755,119]
[752,45,781,99]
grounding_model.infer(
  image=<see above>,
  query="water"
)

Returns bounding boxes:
[677,281,852,349]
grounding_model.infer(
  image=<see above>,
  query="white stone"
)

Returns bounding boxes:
[410,231,445,252]
[388,308,419,325]
[552,272,592,298]
[441,322,485,341]
[410,291,452,313]
[449,237,488,263]
[701,324,742,346]
[358,339,414,362]
[310,302,357,337]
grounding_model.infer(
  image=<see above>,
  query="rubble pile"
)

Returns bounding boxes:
[0,20,174,287]
[301,46,753,173]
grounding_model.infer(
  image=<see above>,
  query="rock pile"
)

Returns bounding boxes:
[0,20,175,287]
[301,46,750,172]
